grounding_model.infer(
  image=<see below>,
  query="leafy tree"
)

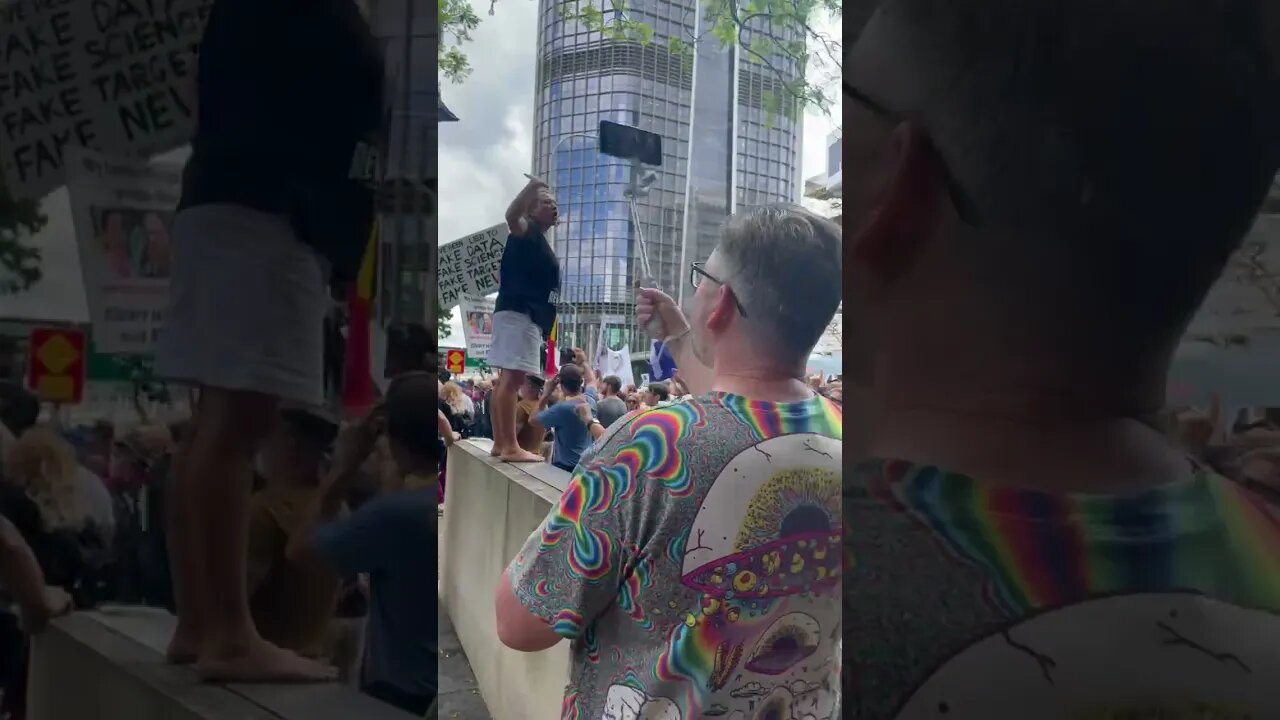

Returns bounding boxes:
[807,183,841,211]
[0,185,46,295]
[440,0,841,119]
[438,303,453,339]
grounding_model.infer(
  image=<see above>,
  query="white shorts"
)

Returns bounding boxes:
[487,310,542,375]
[154,203,328,406]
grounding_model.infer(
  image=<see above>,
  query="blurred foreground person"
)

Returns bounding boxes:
[154,0,383,681]
[843,1,1280,716]
[496,205,843,718]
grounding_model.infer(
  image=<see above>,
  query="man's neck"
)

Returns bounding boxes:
[710,367,813,404]
[870,388,1192,494]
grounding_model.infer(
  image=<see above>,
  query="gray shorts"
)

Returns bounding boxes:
[487,310,542,375]
[154,204,327,406]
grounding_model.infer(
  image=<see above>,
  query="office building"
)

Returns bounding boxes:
[530,0,805,351]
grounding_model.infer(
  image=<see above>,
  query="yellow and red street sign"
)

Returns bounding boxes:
[445,348,466,375]
[26,327,86,404]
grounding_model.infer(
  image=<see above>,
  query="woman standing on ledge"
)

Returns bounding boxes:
[154,0,384,682]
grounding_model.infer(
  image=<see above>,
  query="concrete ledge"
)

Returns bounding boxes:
[29,606,417,720]
[440,439,571,720]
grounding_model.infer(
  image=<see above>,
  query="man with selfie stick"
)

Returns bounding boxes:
[487,177,562,462]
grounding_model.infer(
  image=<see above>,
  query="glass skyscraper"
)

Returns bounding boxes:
[530,0,804,352]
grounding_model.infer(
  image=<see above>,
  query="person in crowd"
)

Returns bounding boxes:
[496,205,842,718]
[0,384,38,455]
[595,375,627,430]
[532,365,597,474]
[0,427,113,719]
[385,323,434,379]
[513,375,548,457]
[624,394,640,413]
[0,511,74,720]
[440,382,474,436]
[153,0,384,681]
[4,428,114,570]
[840,2,1280,715]
[570,348,599,405]
[286,374,437,715]
[488,177,561,463]
[470,379,493,439]
[640,382,670,409]
[246,406,342,662]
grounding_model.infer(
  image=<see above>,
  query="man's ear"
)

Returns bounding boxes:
[850,122,948,278]
[705,285,737,332]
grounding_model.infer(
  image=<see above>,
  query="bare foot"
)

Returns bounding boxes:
[166,628,201,665]
[489,444,505,457]
[500,449,545,463]
[196,639,337,683]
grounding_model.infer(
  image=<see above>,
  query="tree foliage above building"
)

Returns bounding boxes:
[439,0,842,120]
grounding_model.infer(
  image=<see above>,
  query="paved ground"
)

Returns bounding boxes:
[437,601,491,719]
[438,504,492,720]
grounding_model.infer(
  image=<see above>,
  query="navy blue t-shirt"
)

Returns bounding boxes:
[314,488,436,697]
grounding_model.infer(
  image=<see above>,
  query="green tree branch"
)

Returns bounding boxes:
[0,185,46,295]
[440,0,841,121]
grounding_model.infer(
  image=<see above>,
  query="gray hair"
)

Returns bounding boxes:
[872,0,1279,349]
[716,205,842,364]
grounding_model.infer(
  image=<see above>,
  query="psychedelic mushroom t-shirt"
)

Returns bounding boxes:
[843,459,1280,719]
[509,392,843,720]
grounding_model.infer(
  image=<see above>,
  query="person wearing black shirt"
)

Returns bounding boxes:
[488,177,561,463]
[152,0,383,683]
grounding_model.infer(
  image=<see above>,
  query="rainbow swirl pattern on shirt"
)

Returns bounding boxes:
[867,460,1280,615]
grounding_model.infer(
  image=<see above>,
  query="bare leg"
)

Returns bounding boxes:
[180,387,334,682]
[166,416,201,664]
[488,369,513,456]
[494,369,542,463]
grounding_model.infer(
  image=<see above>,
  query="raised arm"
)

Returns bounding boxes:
[506,177,549,236]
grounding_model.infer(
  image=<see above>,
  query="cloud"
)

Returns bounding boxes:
[438,0,541,246]
[730,682,771,699]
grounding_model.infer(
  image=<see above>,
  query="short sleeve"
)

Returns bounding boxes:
[313,495,400,577]
[535,403,570,430]
[506,426,643,639]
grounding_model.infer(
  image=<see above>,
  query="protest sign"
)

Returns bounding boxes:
[0,0,213,200]
[459,293,494,361]
[438,222,507,311]
[66,146,182,355]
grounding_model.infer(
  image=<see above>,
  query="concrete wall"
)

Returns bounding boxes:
[29,607,415,720]
[440,440,571,720]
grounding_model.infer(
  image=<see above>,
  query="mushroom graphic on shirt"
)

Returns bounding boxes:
[671,433,842,691]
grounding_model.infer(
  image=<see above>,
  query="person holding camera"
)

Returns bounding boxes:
[487,177,561,464]
[533,365,599,473]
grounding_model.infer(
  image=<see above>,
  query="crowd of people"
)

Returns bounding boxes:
[438,356,847,490]
[0,356,440,717]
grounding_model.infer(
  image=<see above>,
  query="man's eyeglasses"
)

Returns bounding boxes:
[844,80,982,226]
[690,262,749,317]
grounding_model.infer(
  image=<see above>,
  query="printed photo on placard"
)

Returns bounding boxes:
[90,207,175,281]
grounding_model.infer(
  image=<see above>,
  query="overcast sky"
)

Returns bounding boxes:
[438,0,843,342]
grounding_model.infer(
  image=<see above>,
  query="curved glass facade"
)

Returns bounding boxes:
[531,0,802,352]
